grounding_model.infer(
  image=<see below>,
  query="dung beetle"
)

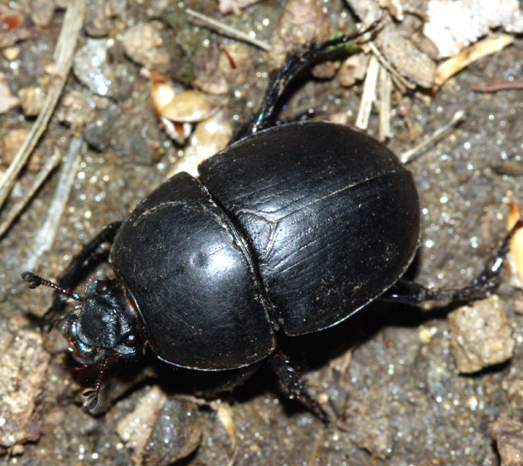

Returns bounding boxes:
[22,25,522,419]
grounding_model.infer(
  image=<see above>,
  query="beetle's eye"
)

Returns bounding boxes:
[123,334,138,347]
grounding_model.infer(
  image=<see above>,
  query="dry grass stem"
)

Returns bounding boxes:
[186,8,271,51]
[0,0,85,210]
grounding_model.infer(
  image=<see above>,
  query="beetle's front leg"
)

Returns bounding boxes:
[269,351,332,423]
[57,221,122,290]
[44,221,122,321]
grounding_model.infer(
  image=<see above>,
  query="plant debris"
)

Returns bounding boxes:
[424,0,523,58]
[434,33,515,88]
[0,1,523,465]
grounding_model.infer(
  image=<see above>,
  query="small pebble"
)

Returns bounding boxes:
[1,128,29,166]
[18,85,45,116]
[25,0,55,27]
[116,386,201,466]
[73,38,116,97]
[447,295,514,373]
[123,22,171,72]
[0,326,50,452]
[491,417,523,466]
[56,90,96,129]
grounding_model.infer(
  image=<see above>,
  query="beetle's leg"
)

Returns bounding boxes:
[57,221,122,289]
[231,19,381,142]
[269,351,332,423]
[41,221,122,322]
[382,218,523,304]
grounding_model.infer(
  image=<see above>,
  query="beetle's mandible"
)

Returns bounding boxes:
[22,26,523,419]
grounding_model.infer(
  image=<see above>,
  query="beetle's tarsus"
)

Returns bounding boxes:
[22,271,43,288]
[43,318,63,334]
[384,217,523,304]
[270,351,332,423]
[83,389,100,411]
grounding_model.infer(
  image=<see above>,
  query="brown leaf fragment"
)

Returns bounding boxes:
[506,192,523,288]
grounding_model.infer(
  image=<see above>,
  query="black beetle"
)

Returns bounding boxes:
[22,27,522,418]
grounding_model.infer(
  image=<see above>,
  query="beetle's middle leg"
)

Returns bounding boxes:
[269,351,332,422]
[381,217,523,305]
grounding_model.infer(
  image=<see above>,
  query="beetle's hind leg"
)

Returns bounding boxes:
[269,351,333,423]
[382,218,523,305]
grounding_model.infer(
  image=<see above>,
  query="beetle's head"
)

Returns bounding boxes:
[60,279,143,365]
[21,271,145,410]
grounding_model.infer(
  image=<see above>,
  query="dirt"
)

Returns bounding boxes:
[0,1,522,465]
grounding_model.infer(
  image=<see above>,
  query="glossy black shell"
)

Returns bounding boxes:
[110,121,420,371]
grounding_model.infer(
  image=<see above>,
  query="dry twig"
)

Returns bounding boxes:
[0,0,85,210]
[24,137,83,270]
[0,151,61,239]
[368,41,414,91]
[186,8,271,51]
[355,54,380,130]
[400,110,466,164]
[378,66,392,141]
[434,33,515,88]
[471,79,523,92]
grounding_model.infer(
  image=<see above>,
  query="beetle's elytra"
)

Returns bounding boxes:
[111,121,420,371]
[22,28,522,417]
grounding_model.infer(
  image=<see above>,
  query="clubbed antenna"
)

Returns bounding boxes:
[83,352,110,412]
[21,271,84,302]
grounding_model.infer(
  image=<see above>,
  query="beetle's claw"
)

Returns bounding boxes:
[41,318,63,334]
[22,271,43,289]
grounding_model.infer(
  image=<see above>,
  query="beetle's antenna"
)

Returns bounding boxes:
[83,352,110,412]
[21,271,84,302]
